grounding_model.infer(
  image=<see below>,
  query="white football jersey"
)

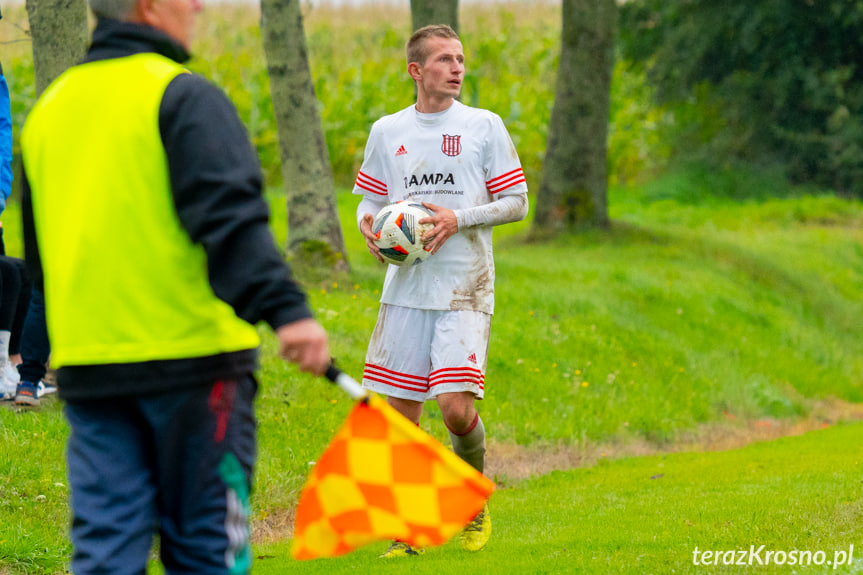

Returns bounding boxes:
[353,100,528,314]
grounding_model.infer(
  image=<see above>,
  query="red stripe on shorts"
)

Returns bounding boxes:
[429,366,485,388]
[364,363,429,392]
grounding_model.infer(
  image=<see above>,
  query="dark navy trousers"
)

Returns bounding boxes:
[64,376,258,575]
[18,288,49,383]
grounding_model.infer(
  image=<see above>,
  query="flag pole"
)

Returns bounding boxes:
[325,364,367,401]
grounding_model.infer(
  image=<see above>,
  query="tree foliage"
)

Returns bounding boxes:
[620,0,863,197]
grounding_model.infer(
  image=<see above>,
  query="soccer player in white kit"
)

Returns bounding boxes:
[353,24,529,557]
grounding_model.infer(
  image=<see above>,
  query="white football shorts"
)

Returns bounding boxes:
[362,304,490,402]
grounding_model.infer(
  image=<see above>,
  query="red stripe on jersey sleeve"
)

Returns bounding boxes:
[356,171,388,196]
[486,168,526,194]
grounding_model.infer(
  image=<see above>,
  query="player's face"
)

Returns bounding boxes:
[414,37,465,106]
[142,0,203,51]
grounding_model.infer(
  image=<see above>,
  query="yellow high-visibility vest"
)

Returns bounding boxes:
[21,53,260,368]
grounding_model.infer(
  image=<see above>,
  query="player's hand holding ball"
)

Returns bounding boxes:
[368,201,438,266]
[418,202,458,255]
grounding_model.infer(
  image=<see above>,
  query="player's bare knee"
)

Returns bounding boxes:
[438,395,476,434]
[443,413,474,435]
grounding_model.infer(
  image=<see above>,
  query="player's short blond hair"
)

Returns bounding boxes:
[406,24,460,67]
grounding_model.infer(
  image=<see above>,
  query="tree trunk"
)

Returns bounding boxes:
[410,0,458,32]
[533,0,616,233]
[25,0,89,96]
[260,0,349,274]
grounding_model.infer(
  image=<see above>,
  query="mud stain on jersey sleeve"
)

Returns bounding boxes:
[486,193,528,221]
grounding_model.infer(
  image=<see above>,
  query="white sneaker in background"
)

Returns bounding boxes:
[2,360,20,386]
[0,359,19,400]
[37,380,57,398]
[0,377,15,400]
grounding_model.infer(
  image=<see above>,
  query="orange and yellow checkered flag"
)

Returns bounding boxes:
[291,369,495,560]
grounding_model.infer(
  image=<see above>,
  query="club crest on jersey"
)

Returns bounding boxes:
[441,134,461,157]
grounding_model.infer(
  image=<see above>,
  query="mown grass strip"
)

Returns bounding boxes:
[251,421,863,575]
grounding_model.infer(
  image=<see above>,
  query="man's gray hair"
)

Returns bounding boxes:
[87,0,138,20]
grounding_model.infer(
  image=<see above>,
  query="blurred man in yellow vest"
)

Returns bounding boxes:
[20,0,329,572]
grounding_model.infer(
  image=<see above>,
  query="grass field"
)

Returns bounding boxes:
[252,421,863,575]
[1,3,862,573]
[1,176,861,574]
